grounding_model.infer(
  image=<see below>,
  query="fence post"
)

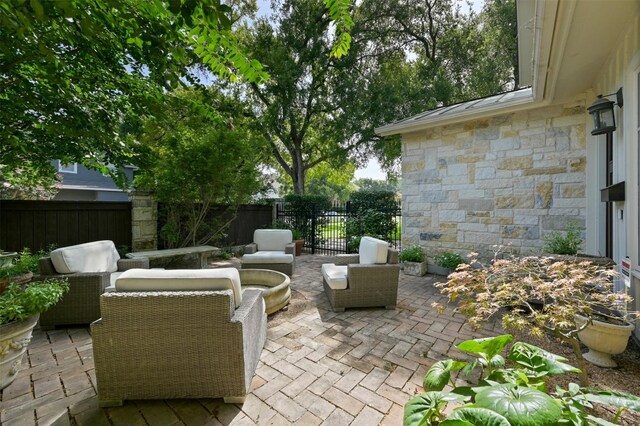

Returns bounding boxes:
[129,191,157,252]
[311,203,317,254]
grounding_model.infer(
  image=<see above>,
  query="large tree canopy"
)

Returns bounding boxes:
[245,0,518,193]
[0,0,351,196]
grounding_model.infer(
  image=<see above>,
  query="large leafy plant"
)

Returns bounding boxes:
[405,335,640,426]
[434,251,634,385]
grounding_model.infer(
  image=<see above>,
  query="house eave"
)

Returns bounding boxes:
[375,93,537,137]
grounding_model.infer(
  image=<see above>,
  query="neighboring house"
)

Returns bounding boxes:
[53,160,135,201]
[376,1,640,328]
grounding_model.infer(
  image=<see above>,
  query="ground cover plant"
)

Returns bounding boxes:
[434,249,635,386]
[434,251,465,270]
[404,334,640,426]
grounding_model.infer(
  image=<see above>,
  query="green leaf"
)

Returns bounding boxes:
[474,384,562,426]
[404,392,467,426]
[403,392,448,426]
[583,388,640,411]
[585,414,619,426]
[444,407,511,426]
[30,0,45,20]
[457,335,513,360]
[424,360,466,391]
[509,342,580,376]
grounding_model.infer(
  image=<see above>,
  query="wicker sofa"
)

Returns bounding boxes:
[321,236,400,312]
[91,268,266,406]
[241,229,296,276]
[37,240,149,329]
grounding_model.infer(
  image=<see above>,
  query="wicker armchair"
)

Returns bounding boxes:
[91,288,266,406]
[321,236,400,312]
[36,240,149,329]
[241,229,295,276]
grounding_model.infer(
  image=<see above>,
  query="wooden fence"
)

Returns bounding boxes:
[0,200,132,253]
[156,203,274,249]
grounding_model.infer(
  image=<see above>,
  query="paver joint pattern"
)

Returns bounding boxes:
[0,255,501,425]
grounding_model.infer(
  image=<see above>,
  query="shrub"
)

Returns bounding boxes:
[399,246,425,263]
[404,334,640,426]
[433,250,635,385]
[434,252,464,270]
[543,223,583,255]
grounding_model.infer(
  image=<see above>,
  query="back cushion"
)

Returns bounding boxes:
[50,240,120,274]
[359,236,389,264]
[254,229,292,251]
[115,268,243,307]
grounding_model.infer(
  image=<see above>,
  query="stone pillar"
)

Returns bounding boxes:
[129,191,157,251]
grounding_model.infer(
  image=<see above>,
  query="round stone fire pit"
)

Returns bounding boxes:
[239,269,291,315]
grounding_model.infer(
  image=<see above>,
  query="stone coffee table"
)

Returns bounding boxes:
[239,269,291,315]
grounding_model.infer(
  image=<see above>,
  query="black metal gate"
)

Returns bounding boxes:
[276,200,401,255]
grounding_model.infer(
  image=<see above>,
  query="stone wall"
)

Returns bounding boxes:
[129,191,157,251]
[401,100,587,260]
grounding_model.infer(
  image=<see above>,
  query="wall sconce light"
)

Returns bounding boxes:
[587,88,623,135]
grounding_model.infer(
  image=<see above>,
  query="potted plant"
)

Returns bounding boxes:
[430,251,464,276]
[291,229,304,256]
[543,223,614,267]
[434,251,636,385]
[0,278,69,389]
[399,245,427,276]
[0,250,18,269]
[0,248,42,294]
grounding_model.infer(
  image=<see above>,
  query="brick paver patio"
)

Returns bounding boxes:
[0,255,501,425]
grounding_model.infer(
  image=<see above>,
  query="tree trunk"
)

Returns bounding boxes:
[291,152,305,194]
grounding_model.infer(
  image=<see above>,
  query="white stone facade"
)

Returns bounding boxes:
[401,100,587,260]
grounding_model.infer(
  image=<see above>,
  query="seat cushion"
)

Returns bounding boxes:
[254,229,292,251]
[359,236,389,265]
[321,263,348,290]
[50,240,120,274]
[242,251,294,264]
[115,268,243,307]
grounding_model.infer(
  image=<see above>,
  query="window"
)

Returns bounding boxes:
[58,161,77,174]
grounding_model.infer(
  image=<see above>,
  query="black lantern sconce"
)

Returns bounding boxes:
[587,88,623,135]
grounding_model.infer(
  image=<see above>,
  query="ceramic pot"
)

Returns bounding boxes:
[575,314,634,367]
[0,252,17,268]
[0,314,39,389]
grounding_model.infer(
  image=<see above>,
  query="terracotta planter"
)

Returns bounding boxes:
[575,314,634,367]
[403,261,427,276]
[294,240,304,256]
[0,314,39,389]
[0,272,33,295]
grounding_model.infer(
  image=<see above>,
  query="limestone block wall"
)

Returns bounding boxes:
[129,191,158,251]
[402,100,587,260]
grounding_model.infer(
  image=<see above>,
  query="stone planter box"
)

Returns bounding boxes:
[427,264,451,276]
[402,261,427,276]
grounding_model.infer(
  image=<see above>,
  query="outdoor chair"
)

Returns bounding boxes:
[91,267,266,406]
[36,240,149,328]
[241,229,295,276]
[321,236,400,312]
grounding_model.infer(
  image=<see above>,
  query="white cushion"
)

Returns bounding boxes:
[114,268,243,307]
[359,236,388,265]
[50,240,120,274]
[254,229,292,251]
[242,251,294,264]
[321,263,348,290]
